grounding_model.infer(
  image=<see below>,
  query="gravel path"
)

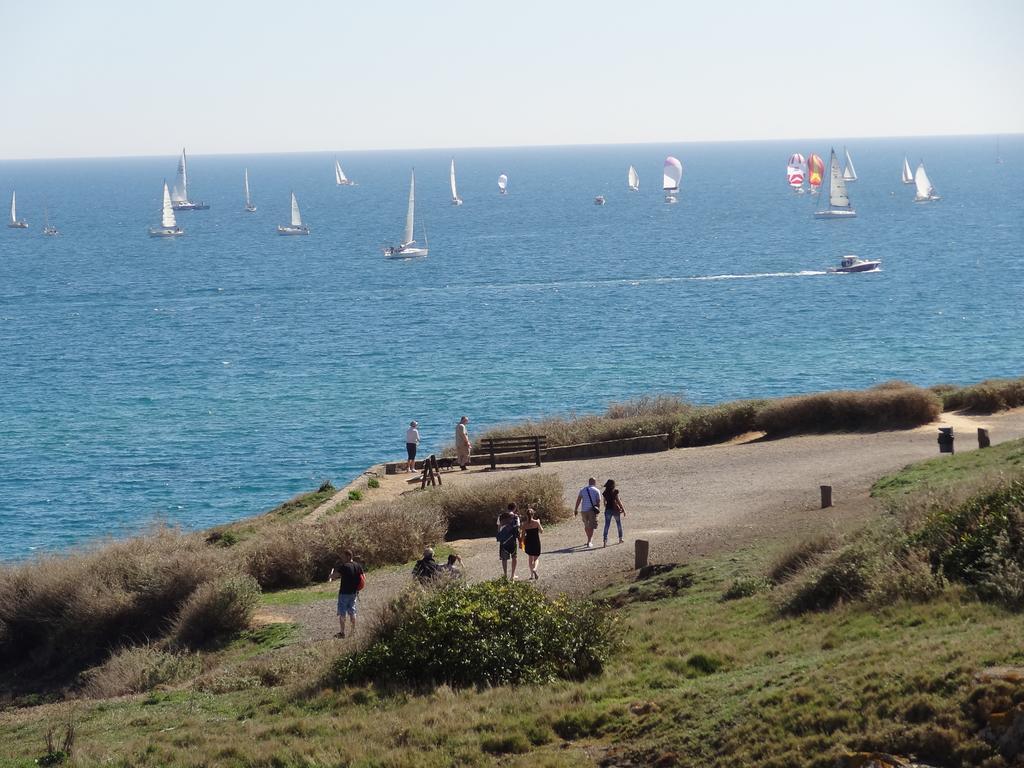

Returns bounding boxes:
[258,410,1024,645]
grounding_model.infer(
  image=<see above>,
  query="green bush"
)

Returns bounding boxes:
[767,535,839,584]
[170,575,261,649]
[779,545,877,614]
[329,581,617,688]
[367,478,380,489]
[348,490,362,501]
[721,576,771,601]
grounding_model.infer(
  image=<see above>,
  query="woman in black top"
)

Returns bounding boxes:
[602,479,626,547]
[522,508,544,580]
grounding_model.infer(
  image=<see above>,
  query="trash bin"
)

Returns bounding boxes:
[938,427,954,454]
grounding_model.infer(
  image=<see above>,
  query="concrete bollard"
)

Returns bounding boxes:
[820,485,833,509]
[634,539,650,570]
[978,428,991,449]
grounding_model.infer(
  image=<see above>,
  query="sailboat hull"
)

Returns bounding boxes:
[913,195,941,203]
[7,221,28,229]
[148,226,184,237]
[277,225,310,235]
[814,209,857,219]
[384,246,428,259]
[451,198,463,206]
[171,202,210,211]
[245,204,257,213]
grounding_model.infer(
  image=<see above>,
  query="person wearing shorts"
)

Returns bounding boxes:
[405,421,420,472]
[328,550,364,638]
[496,508,520,580]
[574,477,601,548]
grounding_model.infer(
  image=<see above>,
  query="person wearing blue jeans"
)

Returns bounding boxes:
[602,479,626,547]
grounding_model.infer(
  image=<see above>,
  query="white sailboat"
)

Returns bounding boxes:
[814,149,857,219]
[497,173,508,195]
[913,162,941,203]
[384,170,428,259]
[450,159,463,205]
[663,156,682,203]
[42,206,59,236]
[334,159,355,186]
[901,156,914,185]
[244,169,256,212]
[169,149,209,210]
[149,182,184,237]
[842,146,858,182]
[627,165,639,192]
[8,191,28,228]
[277,192,309,235]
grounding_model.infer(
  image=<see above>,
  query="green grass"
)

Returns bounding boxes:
[259,586,336,606]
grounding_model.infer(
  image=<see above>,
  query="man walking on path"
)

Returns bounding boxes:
[455,416,472,470]
[327,550,364,639]
[405,421,420,472]
[574,477,602,548]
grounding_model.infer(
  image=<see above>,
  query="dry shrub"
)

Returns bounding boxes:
[81,645,201,698]
[170,575,261,649]
[767,534,839,584]
[756,384,941,436]
[437,473,568,538]
[939,377,1024,413]
[0,527,227,675]
[778,544,877,614]
[674,401,766,447]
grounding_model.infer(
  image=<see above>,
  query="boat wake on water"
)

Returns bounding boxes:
[686,270,828,281]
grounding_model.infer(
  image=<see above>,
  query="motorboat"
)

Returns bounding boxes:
[828,255,880,273]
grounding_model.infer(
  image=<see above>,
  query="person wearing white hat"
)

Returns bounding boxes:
[405,421,420,472]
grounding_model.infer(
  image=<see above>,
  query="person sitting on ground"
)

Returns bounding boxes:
[412,546,444,584]
[442,553,464,579]
[496,510,520,580]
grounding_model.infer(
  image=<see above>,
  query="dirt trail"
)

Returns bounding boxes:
[257,410,1024,644]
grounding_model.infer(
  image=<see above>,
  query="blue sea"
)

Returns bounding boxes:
[1,136,1022,560]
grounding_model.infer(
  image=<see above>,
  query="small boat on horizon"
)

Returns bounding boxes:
[787,153,806,194]
[277,192,309,235]
[335,159,355,186]
[42,206,59,236]
[170,149,209,210]
[663,156,682,203]
[828,255,881,273]
[149,182,184,237]
[450,159,463,206]
[814,149,857,219]
[497,173,508,195]
[842,146,858,182]
[384,170,428,259]
[244,169,257,213]
[594,195,606,205]
[8,191,28,228]
[627,165,639,192]
[901,156,914,185]
[913,162,941,203]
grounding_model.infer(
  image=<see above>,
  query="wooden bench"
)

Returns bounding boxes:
[480,436,547,470]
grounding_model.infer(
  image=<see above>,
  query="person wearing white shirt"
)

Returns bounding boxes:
[405,421,420,472]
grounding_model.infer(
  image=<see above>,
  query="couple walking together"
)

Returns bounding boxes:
[574,477,626,548]
[497,503,543,581]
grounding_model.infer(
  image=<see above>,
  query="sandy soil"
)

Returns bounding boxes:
[257,409,1024,644]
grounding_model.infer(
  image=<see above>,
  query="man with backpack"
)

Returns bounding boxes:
[328,550,364,639]
[574,477,602,548]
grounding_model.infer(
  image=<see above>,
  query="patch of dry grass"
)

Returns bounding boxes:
[937,377,1024,413]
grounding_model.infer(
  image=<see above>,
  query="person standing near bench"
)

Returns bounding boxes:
[455,415,472,470]
[602,479,626,547]
[574,477,601,548]
[405,420,420,472]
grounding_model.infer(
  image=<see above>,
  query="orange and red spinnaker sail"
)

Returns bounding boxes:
[807,153,825,189]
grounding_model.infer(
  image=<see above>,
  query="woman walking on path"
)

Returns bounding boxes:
[455,416,472,470]
[602,479,626,547]
[522,508,544,580]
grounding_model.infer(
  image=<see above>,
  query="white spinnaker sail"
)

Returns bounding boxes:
[902,156,914,184]
[10,191,15,222]
[403,171,416,245]
[914,163,934,199]
[843,147,857,181]
[335,160,348,185]
[787,165,805,190]
[662,157,682,191]
[828,150,851,208]
[497,173,508,192]
[450,159,459,200]
[290,193,302,227]
[161,183,177,228]
[628,165,639,190]
[171,150,188,203]
[244,169,252,206]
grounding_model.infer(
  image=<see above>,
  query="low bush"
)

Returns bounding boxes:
[436,473,568,538]
[779,544,877,614]
[170,575,261,649]
[939,377,1024,413]
[721,576,771,601]
[329,580,617,688]
[756,384,941,436]
[768,534,839,584]
[673,401,766,447]
[81,646,201,698]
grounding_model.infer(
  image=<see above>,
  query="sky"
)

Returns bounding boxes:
[1,0,1022,160]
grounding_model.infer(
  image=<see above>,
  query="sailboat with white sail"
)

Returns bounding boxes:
[450,159,463,205]
[277,193,309,235]
[814,149,856,219]
[901,156,914,185]
[663,156,682,203]
[169,149,209,210]
[384,170,428,259]
[913,162,941,203]
[8,191,28,228]
[497,174,508,195]
[244,169,257,212]
[149,182,184,237]
[842,147,858,182]
[42,207,59,236]
[334,159,355,186]
[627,165,639,192]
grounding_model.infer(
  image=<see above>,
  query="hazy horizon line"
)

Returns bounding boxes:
[1,130,1018,164]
